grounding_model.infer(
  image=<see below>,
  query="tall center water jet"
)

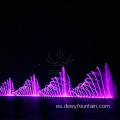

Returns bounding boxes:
[62,66,67,97]
[8,78,12,96]
[104,63,117,98]
[33,74,37,96]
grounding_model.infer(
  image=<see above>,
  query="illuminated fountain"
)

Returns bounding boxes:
[14,74,40,96]
[71,63,117,98]
[0,63,118,98]
[0,78,14,96]
[40,67,72,97]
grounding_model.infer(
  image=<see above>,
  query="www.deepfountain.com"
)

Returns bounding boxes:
[56,104,110,109]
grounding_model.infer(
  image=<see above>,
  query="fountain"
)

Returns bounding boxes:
[14,74,40,96]
[71,63,117,98]
[0,63,117,98]
[0,78,14,96]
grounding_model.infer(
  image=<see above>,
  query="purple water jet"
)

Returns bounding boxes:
[40,66,72,97]
[0,78,14,96]
[0,63,117,98]
[14,74,40,96]
[71,63,117,98]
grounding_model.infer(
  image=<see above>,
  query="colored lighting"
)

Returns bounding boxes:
[0,63,117,98]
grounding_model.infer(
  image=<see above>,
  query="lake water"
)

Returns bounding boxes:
[0,97,119,120]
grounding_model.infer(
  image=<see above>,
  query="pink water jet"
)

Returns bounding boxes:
[0,63,117,98]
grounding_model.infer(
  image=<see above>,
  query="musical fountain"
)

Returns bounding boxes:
[0,63,117,98]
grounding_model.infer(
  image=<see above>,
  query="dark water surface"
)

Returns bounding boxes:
[0,97,119,120]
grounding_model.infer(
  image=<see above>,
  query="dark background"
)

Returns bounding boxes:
[0,1,119,96]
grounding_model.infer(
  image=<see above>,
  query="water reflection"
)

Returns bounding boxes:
[0,97,119,120]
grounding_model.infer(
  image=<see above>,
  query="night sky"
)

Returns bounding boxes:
[0,2,119,95]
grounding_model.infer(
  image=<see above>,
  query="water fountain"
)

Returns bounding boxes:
[0,78,14,96]
[71,63,117,98]
[0,63,117,98]
[14,74,40,96]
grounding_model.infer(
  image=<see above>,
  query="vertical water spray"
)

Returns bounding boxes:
[71,63,117,98]
[104,63,117,98]
[0,78,14,96]
[62,67,67,96]
[41,66,72,97]
[0,63,117,98]
[14,74,40,96]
